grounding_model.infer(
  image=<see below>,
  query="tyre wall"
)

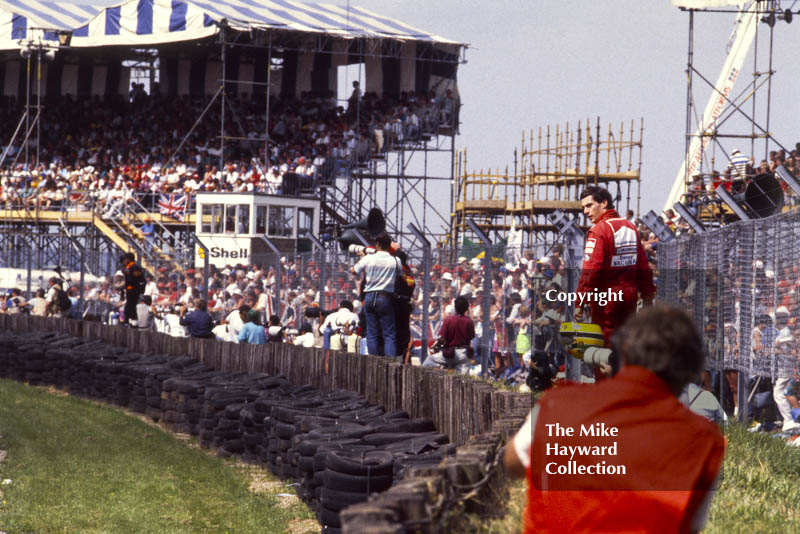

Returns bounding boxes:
[0,317,531,533]
[0,315,530,447]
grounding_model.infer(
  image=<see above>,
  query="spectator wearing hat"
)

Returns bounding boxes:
[3,288,27,314]
[441,271,454,293]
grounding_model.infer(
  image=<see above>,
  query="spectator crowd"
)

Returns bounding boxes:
[0,85,458,211]
[0,240,578,391]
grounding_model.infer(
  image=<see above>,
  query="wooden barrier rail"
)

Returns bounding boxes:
[0,315,531,446]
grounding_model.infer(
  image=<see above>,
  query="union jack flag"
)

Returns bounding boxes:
[158,194,186,221]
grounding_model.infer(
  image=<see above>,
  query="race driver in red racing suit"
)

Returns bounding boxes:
[577,186,655,345]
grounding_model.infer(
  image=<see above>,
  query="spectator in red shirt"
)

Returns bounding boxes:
[422,296,474,374]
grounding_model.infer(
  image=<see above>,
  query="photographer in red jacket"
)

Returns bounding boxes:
[504,306,724,534]
[577,186,655,345]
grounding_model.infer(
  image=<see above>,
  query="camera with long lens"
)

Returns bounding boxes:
[338,208,385,252]
[347,244,376,255]
[558,322,616,370]
[304,306,336,319]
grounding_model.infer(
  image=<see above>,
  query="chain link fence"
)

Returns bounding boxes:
[658,210,800,379]
[1,221,572,386]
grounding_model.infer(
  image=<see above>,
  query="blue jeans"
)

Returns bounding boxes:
[322,326,332,349]
[364,292,396,357]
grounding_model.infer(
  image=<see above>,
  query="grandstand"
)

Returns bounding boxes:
[0,0,465,277]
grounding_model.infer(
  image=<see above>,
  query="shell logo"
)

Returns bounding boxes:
[198,248,206,259]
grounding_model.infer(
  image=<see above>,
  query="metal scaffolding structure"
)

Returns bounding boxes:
[214,27,462,246]
[668,0,795,215]
[451,117,642,254]
[1,15,465,277]
[320,118,457,245]
[153,25,463,247]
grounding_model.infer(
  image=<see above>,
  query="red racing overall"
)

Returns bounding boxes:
[577,209,655,345]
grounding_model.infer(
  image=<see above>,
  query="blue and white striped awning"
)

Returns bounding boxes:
[71,0,461,48]
[0,1,100,50]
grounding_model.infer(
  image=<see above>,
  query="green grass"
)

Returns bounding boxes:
[705,423,800,534]
[476,423,800,533]
[0,379,316,534]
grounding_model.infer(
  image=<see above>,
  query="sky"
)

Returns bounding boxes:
[353,0,800,216]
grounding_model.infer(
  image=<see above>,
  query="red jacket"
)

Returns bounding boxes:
[577,209,655,343]
[524,366,724,534]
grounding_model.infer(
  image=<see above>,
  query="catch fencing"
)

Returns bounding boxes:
[657,209,800,378]
[2,219,566,375]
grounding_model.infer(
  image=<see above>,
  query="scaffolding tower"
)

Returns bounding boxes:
[667,0,795,215]
[451,117,643,253]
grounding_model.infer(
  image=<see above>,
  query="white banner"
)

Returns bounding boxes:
[664,5,757,212]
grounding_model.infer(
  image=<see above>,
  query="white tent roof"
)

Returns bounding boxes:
[0,0,461,50]
[0,1,100,50]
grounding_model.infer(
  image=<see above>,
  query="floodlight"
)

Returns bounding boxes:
[57,31,72,46]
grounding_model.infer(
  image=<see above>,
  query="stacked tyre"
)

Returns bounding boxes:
[161,376,209,435]
[318,451,395,533]
[0,330,460,533]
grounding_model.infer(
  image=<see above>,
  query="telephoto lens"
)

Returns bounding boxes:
[583,347,615,368]
[348,244,375,255]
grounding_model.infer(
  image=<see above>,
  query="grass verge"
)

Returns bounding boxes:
[705,422,800,533]
[474,422,800,533]
[0,379,316,534]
